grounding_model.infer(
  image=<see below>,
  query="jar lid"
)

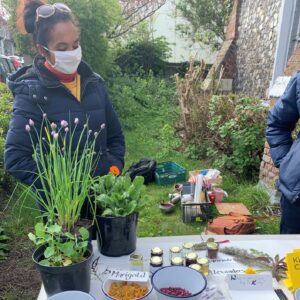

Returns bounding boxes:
[185,252,198,260]
[151,247,163,255]
[207,242,218,250]
[197,257,209,265]
[183,242,194,250]
[170,246,182,253]
[130,254,143,261]
[150,256,163,266]
[189,264,201,272]
[171,257,183,265]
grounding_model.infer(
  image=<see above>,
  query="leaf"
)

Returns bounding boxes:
[35,223,45,238]
[0,235,9,241]
[53,255,62,264]
[102,208,114,217]
[79,227,89,241]
[47,224,62,234]
[63,258,72,266]
[64,232,75,240]
[77,241,88,249]
[44,246,55,258]
[39,259,50,267]
[28,233,36,244]
[59,241,75,257]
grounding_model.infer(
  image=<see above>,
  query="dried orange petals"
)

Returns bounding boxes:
[108,281,148,300]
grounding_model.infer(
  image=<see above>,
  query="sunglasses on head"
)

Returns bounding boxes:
[36,3,71,22]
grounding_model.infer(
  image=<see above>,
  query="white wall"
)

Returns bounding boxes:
[151,1,217,64]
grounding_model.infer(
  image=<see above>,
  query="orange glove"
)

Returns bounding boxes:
[109,165,120,176]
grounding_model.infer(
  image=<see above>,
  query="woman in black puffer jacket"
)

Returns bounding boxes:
[4,1,125,206]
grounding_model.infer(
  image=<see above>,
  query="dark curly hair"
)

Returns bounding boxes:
[23,1,76,47]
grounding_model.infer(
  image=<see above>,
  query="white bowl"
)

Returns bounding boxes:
[295,288,300,300]
[47,291,95,300]
[102,278,153,300]
[151,266,207,300]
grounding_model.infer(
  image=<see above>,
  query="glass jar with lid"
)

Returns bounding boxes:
[189,264,201,272]
[169,246,182,262]
[171,256,184,266]
[185,252,198,266]
[150,256,163,274]
[182,242,194,256]
[151,247,163,257]
[207,242,219,259]
[197,257,209,276]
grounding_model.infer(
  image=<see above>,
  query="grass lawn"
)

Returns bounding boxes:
[0,91,279,299]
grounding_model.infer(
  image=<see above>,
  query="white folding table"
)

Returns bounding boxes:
[37,234,300,300]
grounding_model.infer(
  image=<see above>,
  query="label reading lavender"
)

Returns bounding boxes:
[107,269,149,282]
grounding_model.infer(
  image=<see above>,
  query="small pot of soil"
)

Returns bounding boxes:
[32,242,93,297]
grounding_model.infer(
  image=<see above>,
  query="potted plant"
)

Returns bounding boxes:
[92,173,146,257]
[29,222,93,296]
[17,115,104,296]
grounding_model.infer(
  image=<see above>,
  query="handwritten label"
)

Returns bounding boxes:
[227,274,273,291]
[284,251,300,291]
[105,268,149,283]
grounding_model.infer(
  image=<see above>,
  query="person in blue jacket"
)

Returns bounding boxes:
[4,1,125,204]
[266,73,300,234]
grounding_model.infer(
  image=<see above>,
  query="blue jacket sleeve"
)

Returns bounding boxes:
[4,93,42,186]
[266,74,300,167]
[104,91,125,173]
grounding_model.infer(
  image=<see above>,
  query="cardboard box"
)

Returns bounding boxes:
[188,169,223,186]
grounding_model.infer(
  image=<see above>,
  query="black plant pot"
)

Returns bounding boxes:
[96,212,138,257]
[32,242,93,297]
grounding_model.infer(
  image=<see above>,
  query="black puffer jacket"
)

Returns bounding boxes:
[4,56,125,186]
[266,72,300,204]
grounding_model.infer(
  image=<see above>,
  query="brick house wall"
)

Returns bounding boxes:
[233,0,281,98]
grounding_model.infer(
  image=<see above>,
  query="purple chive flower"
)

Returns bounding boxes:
[60,120,68,128]
[51,122,57,129]
[43,113,47,118]
[100,123,106,130]
[88,129,92,135]
[74,118,79,124]
[25,125,31,132]
[53,133,59,139]
[29,119,34,126]
[51,131,55,136]
[94,132,99,137]
[65,127,69,133]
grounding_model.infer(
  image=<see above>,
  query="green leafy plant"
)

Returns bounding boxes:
[157,124,181,159]
[92,173,147,217]
[0,83,15,191]
[28,222,89,267]
[15,115,103,232]
[207,94,267,178]
[175,0,233,50]
[0,226,10,261]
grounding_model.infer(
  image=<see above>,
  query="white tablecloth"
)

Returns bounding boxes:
[37,234,300,300]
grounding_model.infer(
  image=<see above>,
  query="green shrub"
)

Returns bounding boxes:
[207,94,267,178]
[115,37,171,76]
[108,72,176,130]
[0,83,15,190]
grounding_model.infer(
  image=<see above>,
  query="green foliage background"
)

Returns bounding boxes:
[3,0,121,75]
[175,0,233,50]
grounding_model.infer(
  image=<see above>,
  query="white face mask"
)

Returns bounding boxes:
[44,45,82,74]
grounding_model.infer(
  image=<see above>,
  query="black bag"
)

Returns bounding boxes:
[126,159,157,184]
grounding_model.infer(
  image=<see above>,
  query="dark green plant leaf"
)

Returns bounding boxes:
[44,246,55,258]
[79,227,89,241]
